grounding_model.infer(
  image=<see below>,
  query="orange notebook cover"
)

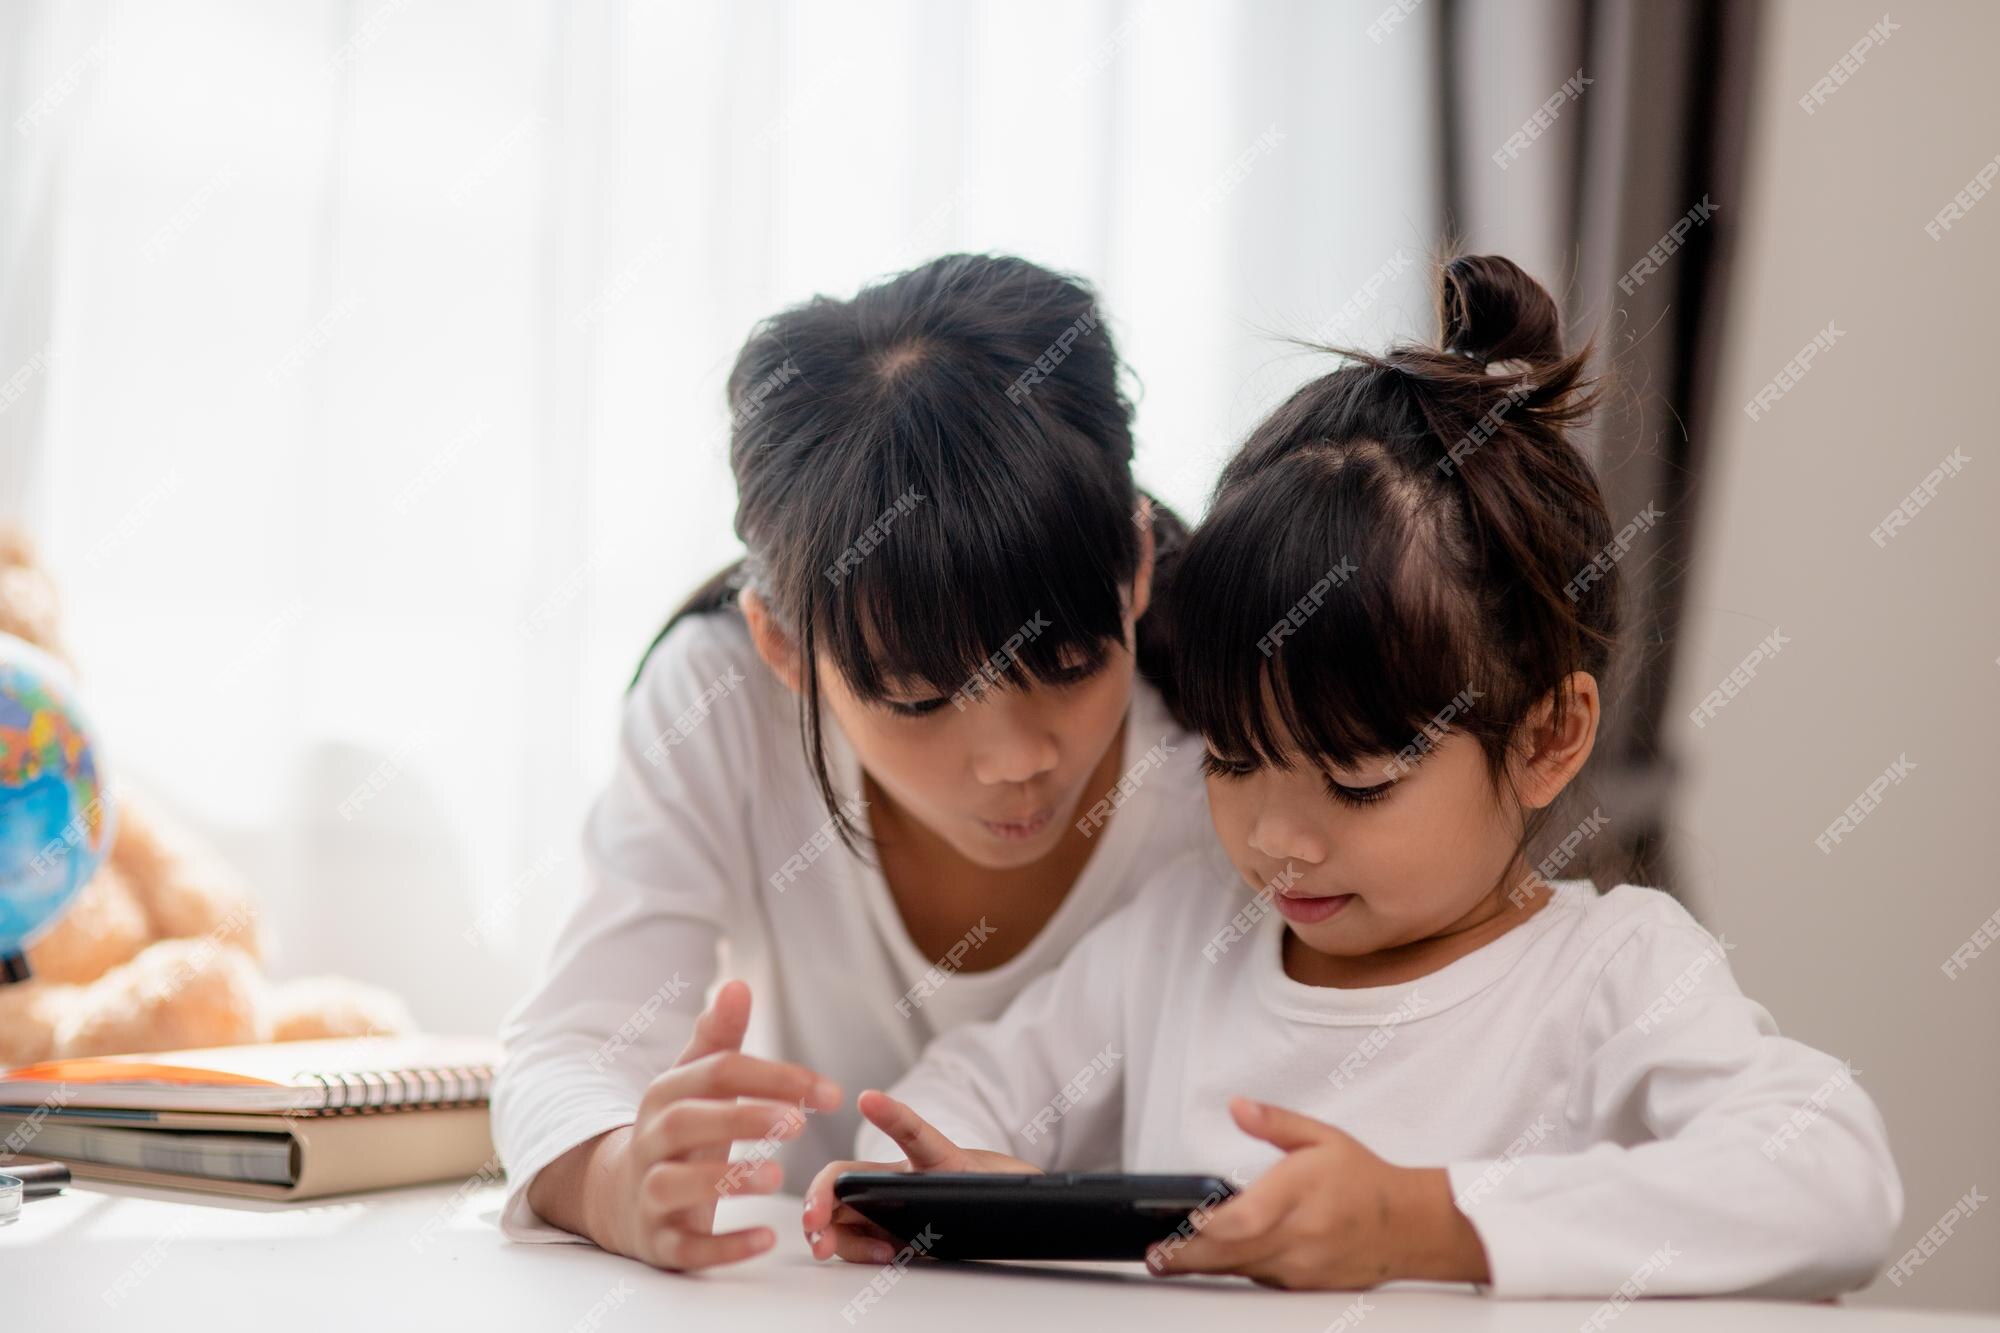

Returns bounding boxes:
[0,1035,502,1115]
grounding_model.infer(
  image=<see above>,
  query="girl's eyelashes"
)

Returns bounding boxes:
[1200,751,1259,780]
[878,658,1103,718]
[1200,749,1395,807]
[888,648,1112,712]
[1322,773,1394,808]
[1044,661,1100,689]
[881,694,951,718]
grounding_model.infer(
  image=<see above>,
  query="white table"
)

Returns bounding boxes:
[6,1177,1995,1332]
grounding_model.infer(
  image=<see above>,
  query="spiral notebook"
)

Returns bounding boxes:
[0,1035,503,1115]
[0,1037,503,1199]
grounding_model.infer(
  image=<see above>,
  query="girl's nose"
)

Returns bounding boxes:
[972,724,1061,787]
[1247,810,1327,867]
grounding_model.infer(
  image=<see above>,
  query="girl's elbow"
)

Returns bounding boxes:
[1845,1152,1906,1294]
[1791,1128,1905,1297]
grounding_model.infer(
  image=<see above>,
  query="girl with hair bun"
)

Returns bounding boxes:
[805,255,1903,1300]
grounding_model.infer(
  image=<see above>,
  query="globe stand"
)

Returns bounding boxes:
[2,952,29,985]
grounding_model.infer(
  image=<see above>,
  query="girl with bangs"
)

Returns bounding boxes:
[491,255,1218,1269]
[805,255,1903,1300]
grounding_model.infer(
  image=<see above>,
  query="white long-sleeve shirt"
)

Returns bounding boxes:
[490,609,1216,1242]
[861,844,1904,1299]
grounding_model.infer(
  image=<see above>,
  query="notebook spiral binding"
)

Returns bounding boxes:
[302,1064,496,1115]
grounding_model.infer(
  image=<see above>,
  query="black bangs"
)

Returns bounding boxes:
[1170,444,1487,775]
[779,353,1138,705]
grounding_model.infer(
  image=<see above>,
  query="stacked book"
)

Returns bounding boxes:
[0,1036,502,1200]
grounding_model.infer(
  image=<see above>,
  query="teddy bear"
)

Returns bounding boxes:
[0,526,414,1067]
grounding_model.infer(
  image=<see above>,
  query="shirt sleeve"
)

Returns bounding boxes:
[857,894,1142,1172]
[490,619,758,1243]
[1445,919,1904,1299]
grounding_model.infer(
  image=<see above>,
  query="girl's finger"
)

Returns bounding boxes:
[857,1089,961,1169]
[1184,1180,1287,1244]
[652,1223,778,1272]
[668,979,752,1069]
[1149,1189,1301,1277]
[650,1049,841,1112]
[709,1156,788,1202]
[646,1098,808,1159]
[827,1226,902,1266]
[805,1216,892,1262]
[642,1156,779,1216]
[1147,1225,1285,1278]
[801,1163,841,1232]
[1229,1096,1342,1151]
[801,1159,902,1230]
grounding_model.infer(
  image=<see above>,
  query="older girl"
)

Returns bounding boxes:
[494,255,1216,1270]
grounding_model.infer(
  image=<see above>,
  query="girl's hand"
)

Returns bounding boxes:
[586,980,843,1271]
[800,1089,1039,1264]
[1145,1097,1491,1289]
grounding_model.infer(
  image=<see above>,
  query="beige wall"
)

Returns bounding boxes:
[1670,0,1999,1313]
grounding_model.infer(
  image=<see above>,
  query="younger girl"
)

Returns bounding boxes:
[803,255,1903,1297]
[493,255,1217,1270]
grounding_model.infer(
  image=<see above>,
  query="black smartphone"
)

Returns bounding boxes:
[832,1171,1237,1261]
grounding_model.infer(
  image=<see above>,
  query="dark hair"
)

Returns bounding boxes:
[1168,254,1617,864]
[640,253,1184,849]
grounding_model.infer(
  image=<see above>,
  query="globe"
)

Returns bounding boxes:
[0,631,115,984]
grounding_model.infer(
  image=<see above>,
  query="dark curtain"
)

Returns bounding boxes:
[1434,0,1762,894]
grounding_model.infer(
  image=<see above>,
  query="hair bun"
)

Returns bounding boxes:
[1438,254,1566,368]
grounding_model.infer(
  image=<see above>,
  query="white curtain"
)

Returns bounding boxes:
[0,0,1438,1031]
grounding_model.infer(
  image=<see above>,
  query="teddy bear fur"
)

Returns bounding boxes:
[0,527,412,1066]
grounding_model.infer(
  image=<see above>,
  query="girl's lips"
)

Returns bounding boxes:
[1273,892,1356,925]
[980,806,1056,841]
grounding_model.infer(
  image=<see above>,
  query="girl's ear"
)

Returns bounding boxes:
[1509,671,1600,811]
[1128,496,1157,625]
[738,586,804,696]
